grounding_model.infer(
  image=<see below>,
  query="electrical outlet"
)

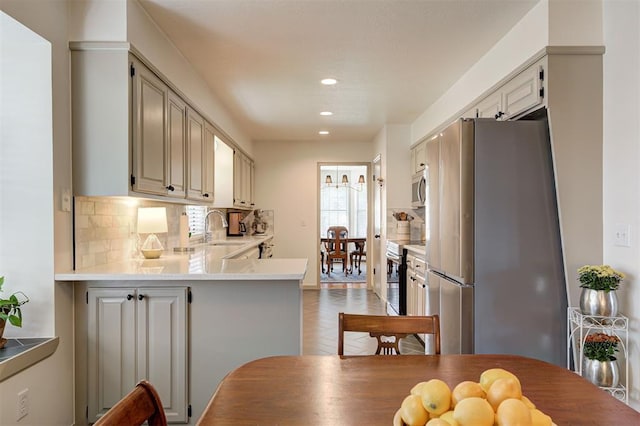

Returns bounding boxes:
[17,388,29,420]
[614,223,631,247]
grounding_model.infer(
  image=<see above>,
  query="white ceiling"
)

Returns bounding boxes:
[138,0,539,143]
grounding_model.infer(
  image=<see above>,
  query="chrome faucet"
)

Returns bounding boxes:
[204,209,228,242]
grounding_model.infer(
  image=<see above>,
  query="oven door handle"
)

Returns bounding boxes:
[386,252,401,262]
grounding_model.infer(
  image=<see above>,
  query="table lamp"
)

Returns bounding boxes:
[137,207,168,259]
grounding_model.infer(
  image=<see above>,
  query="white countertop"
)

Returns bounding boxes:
[405,243,426,257]
[55,235,308,281]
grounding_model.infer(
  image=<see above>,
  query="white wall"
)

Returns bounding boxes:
[603,0,640,410]
[0,0,74,424]
[411,0,549,143]
[253,140,374,286]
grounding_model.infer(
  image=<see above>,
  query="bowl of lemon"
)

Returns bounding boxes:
[393,368,556,426]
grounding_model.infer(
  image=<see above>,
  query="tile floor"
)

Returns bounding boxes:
[302,288,425,355]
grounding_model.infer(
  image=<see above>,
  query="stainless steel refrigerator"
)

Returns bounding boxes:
[424,111,567,367]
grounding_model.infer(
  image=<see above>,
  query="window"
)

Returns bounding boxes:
[320,164,367,238]
[186,205,206,240]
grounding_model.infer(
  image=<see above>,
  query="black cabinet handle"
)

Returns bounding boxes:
[127,294,134,300]
[138,294,145,301]
[374,234,380,239]
[203,193,209,198]
[494,111,504,119]
[166,185,175,191]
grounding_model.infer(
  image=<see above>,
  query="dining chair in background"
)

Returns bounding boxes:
[338,312,441,355]
[324,226,349,274]
[93,380,167,426]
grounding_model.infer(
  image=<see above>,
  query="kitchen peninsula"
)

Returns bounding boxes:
[55,235,307,425]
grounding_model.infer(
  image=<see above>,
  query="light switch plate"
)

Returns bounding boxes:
[61,188,72,212]
[614,223,631,247]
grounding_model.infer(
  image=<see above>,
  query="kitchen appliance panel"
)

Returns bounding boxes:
[411,171,426,208]
[437,272,474,355]
[425,135,440,269]
[428,112,567,367]
[473,118,566,366]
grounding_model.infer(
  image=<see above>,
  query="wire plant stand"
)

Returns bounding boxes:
[567,307,629,404]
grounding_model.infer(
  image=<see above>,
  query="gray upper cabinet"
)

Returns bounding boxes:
[131,61,168,196]
[167,91,187,198]
[71,44,221,203]
[475,58,545,120]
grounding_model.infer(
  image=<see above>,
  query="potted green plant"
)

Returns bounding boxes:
[582,332,620,387]
[0,275,30,348]
[577,265,624,317]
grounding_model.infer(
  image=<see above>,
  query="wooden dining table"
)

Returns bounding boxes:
[197,354,640,425]
[321,237,366,274]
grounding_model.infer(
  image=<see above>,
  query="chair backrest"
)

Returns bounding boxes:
[94,380,167,426]
[338,312,441,355]
[326,226,349,253]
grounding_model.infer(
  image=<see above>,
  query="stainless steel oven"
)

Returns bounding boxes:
[385,240,407,315]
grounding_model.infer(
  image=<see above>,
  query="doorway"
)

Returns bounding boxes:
[318,163,369,288]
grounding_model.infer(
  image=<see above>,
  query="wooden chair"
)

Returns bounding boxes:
[94,380,167,426]
[349,240,366,275]
[338,312,441,355]
[325,226,349,274]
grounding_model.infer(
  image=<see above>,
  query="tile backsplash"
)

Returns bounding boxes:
[386,207,425,242]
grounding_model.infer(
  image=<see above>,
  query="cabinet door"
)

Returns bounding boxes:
[203,121,216,201]
[243,155,254,207]
[502,64,544,119]
[476,91,502,119]
[132,61,168,195]
[414,141,427,173]
[187,107,206,201]
[233,151,246,207]
[167,90,187,198]
[137,287,189,423]
[87,288,137,422]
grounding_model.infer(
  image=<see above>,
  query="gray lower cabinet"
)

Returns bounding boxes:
[86,287,189,423]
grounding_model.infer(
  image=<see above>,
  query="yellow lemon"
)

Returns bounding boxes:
[495,398,532,426]
[393,408,404,426]
[411,381,430,396]
[439,411,459,426]
[451,381,486,407]
[530,408,553,426]
[487,377,523,411]
[479,368,521,392]
[521,395,536,409]
[401,394,430,426]
[453,397,494,426]
[420,379,452,416]
[426,419,451,426]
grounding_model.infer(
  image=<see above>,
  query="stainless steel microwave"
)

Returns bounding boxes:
[411,171,426,207]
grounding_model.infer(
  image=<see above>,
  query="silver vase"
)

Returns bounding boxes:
[583,358,620,387]
[579,288,618,317]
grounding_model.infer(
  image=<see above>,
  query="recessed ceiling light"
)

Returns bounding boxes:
[320,78,337,85]
[319,130,330,135]
[320,111,333,116]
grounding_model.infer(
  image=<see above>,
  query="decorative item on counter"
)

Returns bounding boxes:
[393,211,413,242]
[577,264,625,317]
[0,275,29,349]
[252,209,268,234]
[137,207,168,259]
[582,332,621,387]
[174,212,194,252]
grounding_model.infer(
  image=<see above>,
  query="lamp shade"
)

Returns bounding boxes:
[137,207,168,234]
[358,175,365,184]
[325,175,333,184]
[341,174,349,184]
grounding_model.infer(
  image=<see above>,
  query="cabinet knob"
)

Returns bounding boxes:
[374,234,380,239]
[127,294,134,300]
[166,185,175,191]
[203,193,209,198]
[138,294,145,301]
[494,111,504,119]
